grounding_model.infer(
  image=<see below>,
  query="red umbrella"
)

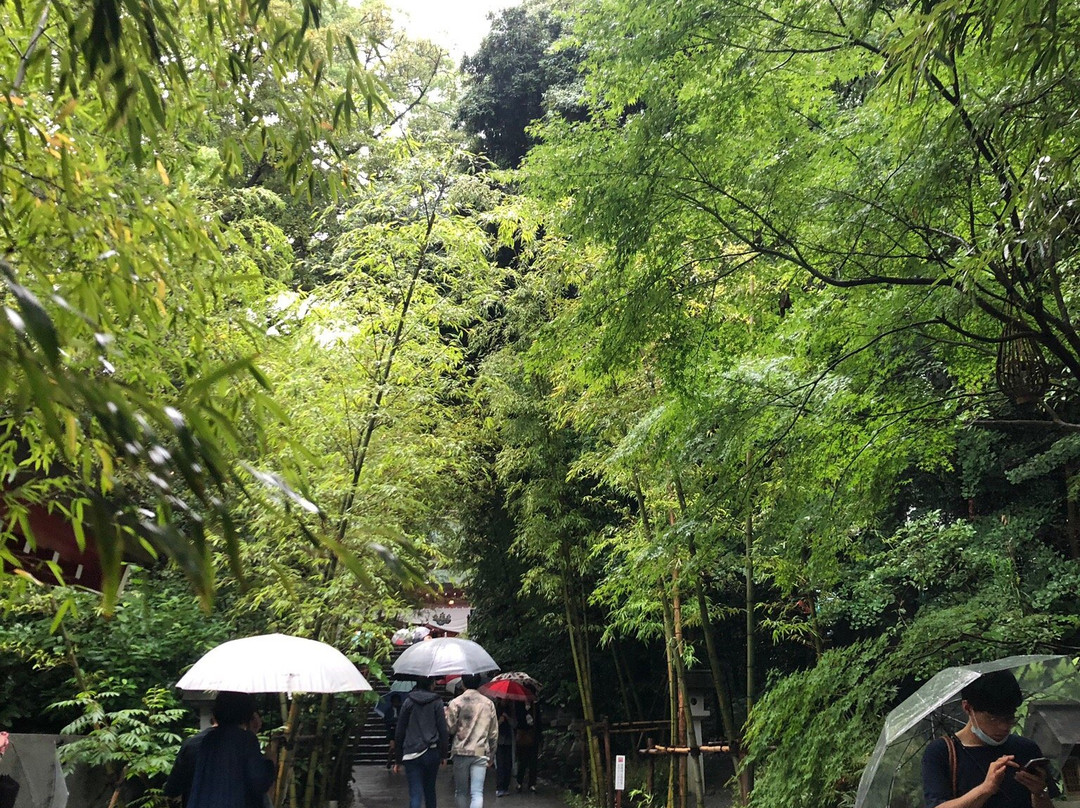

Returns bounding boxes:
[481,678,535,702]
[490,671,541,689]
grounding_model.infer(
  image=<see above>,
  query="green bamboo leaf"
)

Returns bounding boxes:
[183,356,260,398]
[137,70,166,127]
[50,593,73,633]
[3,277,61,364]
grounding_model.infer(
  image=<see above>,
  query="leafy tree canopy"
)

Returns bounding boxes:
[457,0,581,169]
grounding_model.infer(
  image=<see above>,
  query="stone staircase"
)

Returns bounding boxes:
[351,706,393,766]
[349,648,456,766]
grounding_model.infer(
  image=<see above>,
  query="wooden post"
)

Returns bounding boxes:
[602,719,614,808]
[580,723,589,799]
[646,737,655,798]
[275,697,302,808]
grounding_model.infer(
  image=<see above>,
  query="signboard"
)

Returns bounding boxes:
[614,755,626,791]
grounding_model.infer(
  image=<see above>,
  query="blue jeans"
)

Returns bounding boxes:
[453,755,488,808]
[404,747,441,808]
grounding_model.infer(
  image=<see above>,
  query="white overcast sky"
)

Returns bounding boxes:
[389,0,518,59]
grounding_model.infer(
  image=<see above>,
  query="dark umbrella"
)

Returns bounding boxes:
[490,671,542,690]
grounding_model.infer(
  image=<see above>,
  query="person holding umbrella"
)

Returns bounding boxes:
[494,701,515,797]
[163,691,276,808]
[922,670,1057,808]
[382,692,404,770]
[445,674,499,808]
[514,692,541,793]
[394,677,450,808]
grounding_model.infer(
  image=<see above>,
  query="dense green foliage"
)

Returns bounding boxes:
[464,0,1080,803]
[456,0,580,168]
[3,0,1080,806]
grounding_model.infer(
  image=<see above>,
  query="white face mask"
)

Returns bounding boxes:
[970,714,1009,746]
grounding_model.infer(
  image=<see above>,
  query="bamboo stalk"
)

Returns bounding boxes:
[301,693,330,808]
[672,568,706,808]
[743,454,756,804]
[661,590,680,808]
[275,698,302,808]
[674,474,738,743]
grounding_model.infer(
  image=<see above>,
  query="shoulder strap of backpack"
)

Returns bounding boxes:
[943,734,959,798]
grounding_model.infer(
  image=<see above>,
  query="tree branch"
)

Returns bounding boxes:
[13,3,51,94]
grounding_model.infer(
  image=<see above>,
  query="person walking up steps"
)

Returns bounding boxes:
[164,690,276,808]
[446,674,499,808]
[384,692,403,770]
[514,695,541,793]
[395,678,450,808]
[494,700,514,797]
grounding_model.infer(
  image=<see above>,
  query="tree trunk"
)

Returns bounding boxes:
[614,637,645,720]
[561,548,607,808]
[661,593,679,808]
[742,499,756,801]
[672,570,706,808]
[611,640,635,721]
[633,473,678,808]
[315,172,450,592]
[674,475,737,742]
[805,589,826,659]
[1066,465,1080,561]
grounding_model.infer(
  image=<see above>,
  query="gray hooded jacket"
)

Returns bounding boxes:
[395,689,449,762]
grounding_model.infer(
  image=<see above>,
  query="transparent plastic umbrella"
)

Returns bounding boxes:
[391,638,499,678]
[391,626,432,646]
[854,655,1080,808]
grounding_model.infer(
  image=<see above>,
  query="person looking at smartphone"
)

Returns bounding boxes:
[922,670,1058,808]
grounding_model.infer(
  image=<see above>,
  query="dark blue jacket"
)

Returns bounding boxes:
[923,734,1055,808]
[164,724,275,808]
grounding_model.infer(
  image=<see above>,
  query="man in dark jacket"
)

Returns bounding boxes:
[164,691,276,808]
[514,695,541,793]
[394,678,450,808]
[922,670,1056,808]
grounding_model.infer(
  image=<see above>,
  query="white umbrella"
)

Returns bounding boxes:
[176,633,372,695]
[392,637,499,678]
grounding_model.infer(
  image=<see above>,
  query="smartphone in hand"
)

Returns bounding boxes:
[1021,757,1049,772]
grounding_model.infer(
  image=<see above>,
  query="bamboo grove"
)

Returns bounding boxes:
[2,0,1079,806]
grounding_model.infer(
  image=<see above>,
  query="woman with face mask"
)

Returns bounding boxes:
[922,670,1057,808]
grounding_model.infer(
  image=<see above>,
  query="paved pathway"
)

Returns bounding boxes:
[349,764,570,808]
[348,763,736,808]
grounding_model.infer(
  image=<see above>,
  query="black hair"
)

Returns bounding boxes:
[962,670,1023,715]
[415,676,435,690]
[389,692,403,704]
[213,691,258,726]
[461,674,482,690]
